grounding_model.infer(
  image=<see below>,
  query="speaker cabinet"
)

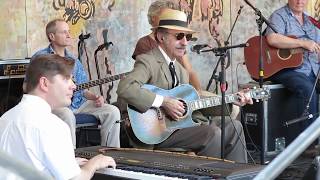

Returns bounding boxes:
[0,77,24,115]
[241,84,303,155]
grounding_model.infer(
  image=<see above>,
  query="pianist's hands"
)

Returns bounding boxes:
[76,157,89,166]
[90,154,116,170]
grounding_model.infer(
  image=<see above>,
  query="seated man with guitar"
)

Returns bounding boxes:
[265,0,320,129]
[32,19,121,148]
[117,9,254,163]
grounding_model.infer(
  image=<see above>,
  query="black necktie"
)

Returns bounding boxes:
[169,62,178,88]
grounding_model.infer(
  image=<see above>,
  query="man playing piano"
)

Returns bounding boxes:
[0,54,116,180]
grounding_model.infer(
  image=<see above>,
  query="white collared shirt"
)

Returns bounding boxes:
[0,94,81,180]
[151,46,177,107]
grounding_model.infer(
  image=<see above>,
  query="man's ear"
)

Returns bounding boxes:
[38,77,50,92]
[156,32,163,43]
[49,33,55,41]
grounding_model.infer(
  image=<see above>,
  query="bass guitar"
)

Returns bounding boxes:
[75,72,129,92]
[244,36,304,79]
[127,84,270,144]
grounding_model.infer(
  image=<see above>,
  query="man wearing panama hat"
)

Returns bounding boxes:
[117,9,249,162]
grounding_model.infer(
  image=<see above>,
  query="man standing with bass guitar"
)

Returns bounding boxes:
[117,9,254,162]
[266,0,320,129]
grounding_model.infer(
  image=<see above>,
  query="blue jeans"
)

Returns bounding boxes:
[270,70,319,129]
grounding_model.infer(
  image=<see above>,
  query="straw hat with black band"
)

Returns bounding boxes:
[153,9,195,33]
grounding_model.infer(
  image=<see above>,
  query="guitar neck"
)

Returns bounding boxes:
[189,94,238,111]
[75,72,128,91]
[189,90,262,111]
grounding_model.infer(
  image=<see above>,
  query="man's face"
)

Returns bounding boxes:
[47,74,75,109]
[160,29,190,59]
[50,21,72,47]
[288,0,308,14]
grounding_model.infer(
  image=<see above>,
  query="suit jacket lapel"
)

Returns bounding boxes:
[153,48,173,89]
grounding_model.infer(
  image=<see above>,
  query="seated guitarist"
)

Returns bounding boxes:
[117,9,252,163]
[32,19,121,149]
[266,0,320,129]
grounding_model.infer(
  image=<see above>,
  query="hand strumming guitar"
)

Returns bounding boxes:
[162,97,185,120]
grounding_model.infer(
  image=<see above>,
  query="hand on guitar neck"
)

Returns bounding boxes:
[233,89,254,107]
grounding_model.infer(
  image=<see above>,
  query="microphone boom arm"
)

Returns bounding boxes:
[200,43,249,53]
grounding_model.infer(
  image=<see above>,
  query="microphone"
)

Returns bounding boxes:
[79,33,91,41]
[200,43,249,53]
[190,44,208,54]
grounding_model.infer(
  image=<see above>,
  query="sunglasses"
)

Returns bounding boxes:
[165,32,193,41]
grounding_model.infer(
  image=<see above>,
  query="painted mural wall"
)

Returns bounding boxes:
[1,0,319,103]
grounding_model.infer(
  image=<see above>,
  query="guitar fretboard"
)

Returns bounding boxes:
[189,94,238,111]
[76,72,129,91]
[189,90,266,111]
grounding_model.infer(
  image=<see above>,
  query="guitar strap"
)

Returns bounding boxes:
[308,16,320,29]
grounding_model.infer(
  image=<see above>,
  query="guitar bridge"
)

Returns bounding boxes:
[156,107,164,120]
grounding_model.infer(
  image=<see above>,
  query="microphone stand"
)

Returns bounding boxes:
[206,5,243,93]
[199,43,248,160]
[78,33,92,80]
[199,5,246,159]
[216,5,243,159]
[283,66,320,127]
[244,0,277,165]
[94,42,113,96]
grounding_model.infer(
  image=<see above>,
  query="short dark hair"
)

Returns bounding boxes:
[25,54,75,93]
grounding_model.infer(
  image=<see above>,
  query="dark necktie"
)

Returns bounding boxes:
[169,62,178,88]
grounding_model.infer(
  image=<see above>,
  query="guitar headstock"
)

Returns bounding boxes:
[249,86,271,101]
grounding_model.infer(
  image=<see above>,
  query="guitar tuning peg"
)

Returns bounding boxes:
[255,99,260,103]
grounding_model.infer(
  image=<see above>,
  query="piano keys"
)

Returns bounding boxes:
[75,146,264,180]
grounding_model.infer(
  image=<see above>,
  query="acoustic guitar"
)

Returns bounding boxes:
[244,36,304,79]
[127,84,270,145]
[75,72,129,92]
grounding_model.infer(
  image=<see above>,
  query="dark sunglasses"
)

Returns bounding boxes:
[165,32,193,41]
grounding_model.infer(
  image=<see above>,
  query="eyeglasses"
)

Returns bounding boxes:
[55,30,70,35]
[165,32,193,41]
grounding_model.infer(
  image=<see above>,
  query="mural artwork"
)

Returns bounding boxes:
[53,0,95,25]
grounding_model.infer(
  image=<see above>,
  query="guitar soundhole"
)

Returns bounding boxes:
[278,49,291,60]
[178,99,188,116]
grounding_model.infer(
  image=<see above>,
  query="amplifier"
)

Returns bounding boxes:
[0,59,29,115]
[0,59,30,78]
[241,83,303,157]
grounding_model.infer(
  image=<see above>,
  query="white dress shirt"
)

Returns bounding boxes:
[0,94,81,180]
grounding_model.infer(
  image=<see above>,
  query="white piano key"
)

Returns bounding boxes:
[96,168,187,180]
